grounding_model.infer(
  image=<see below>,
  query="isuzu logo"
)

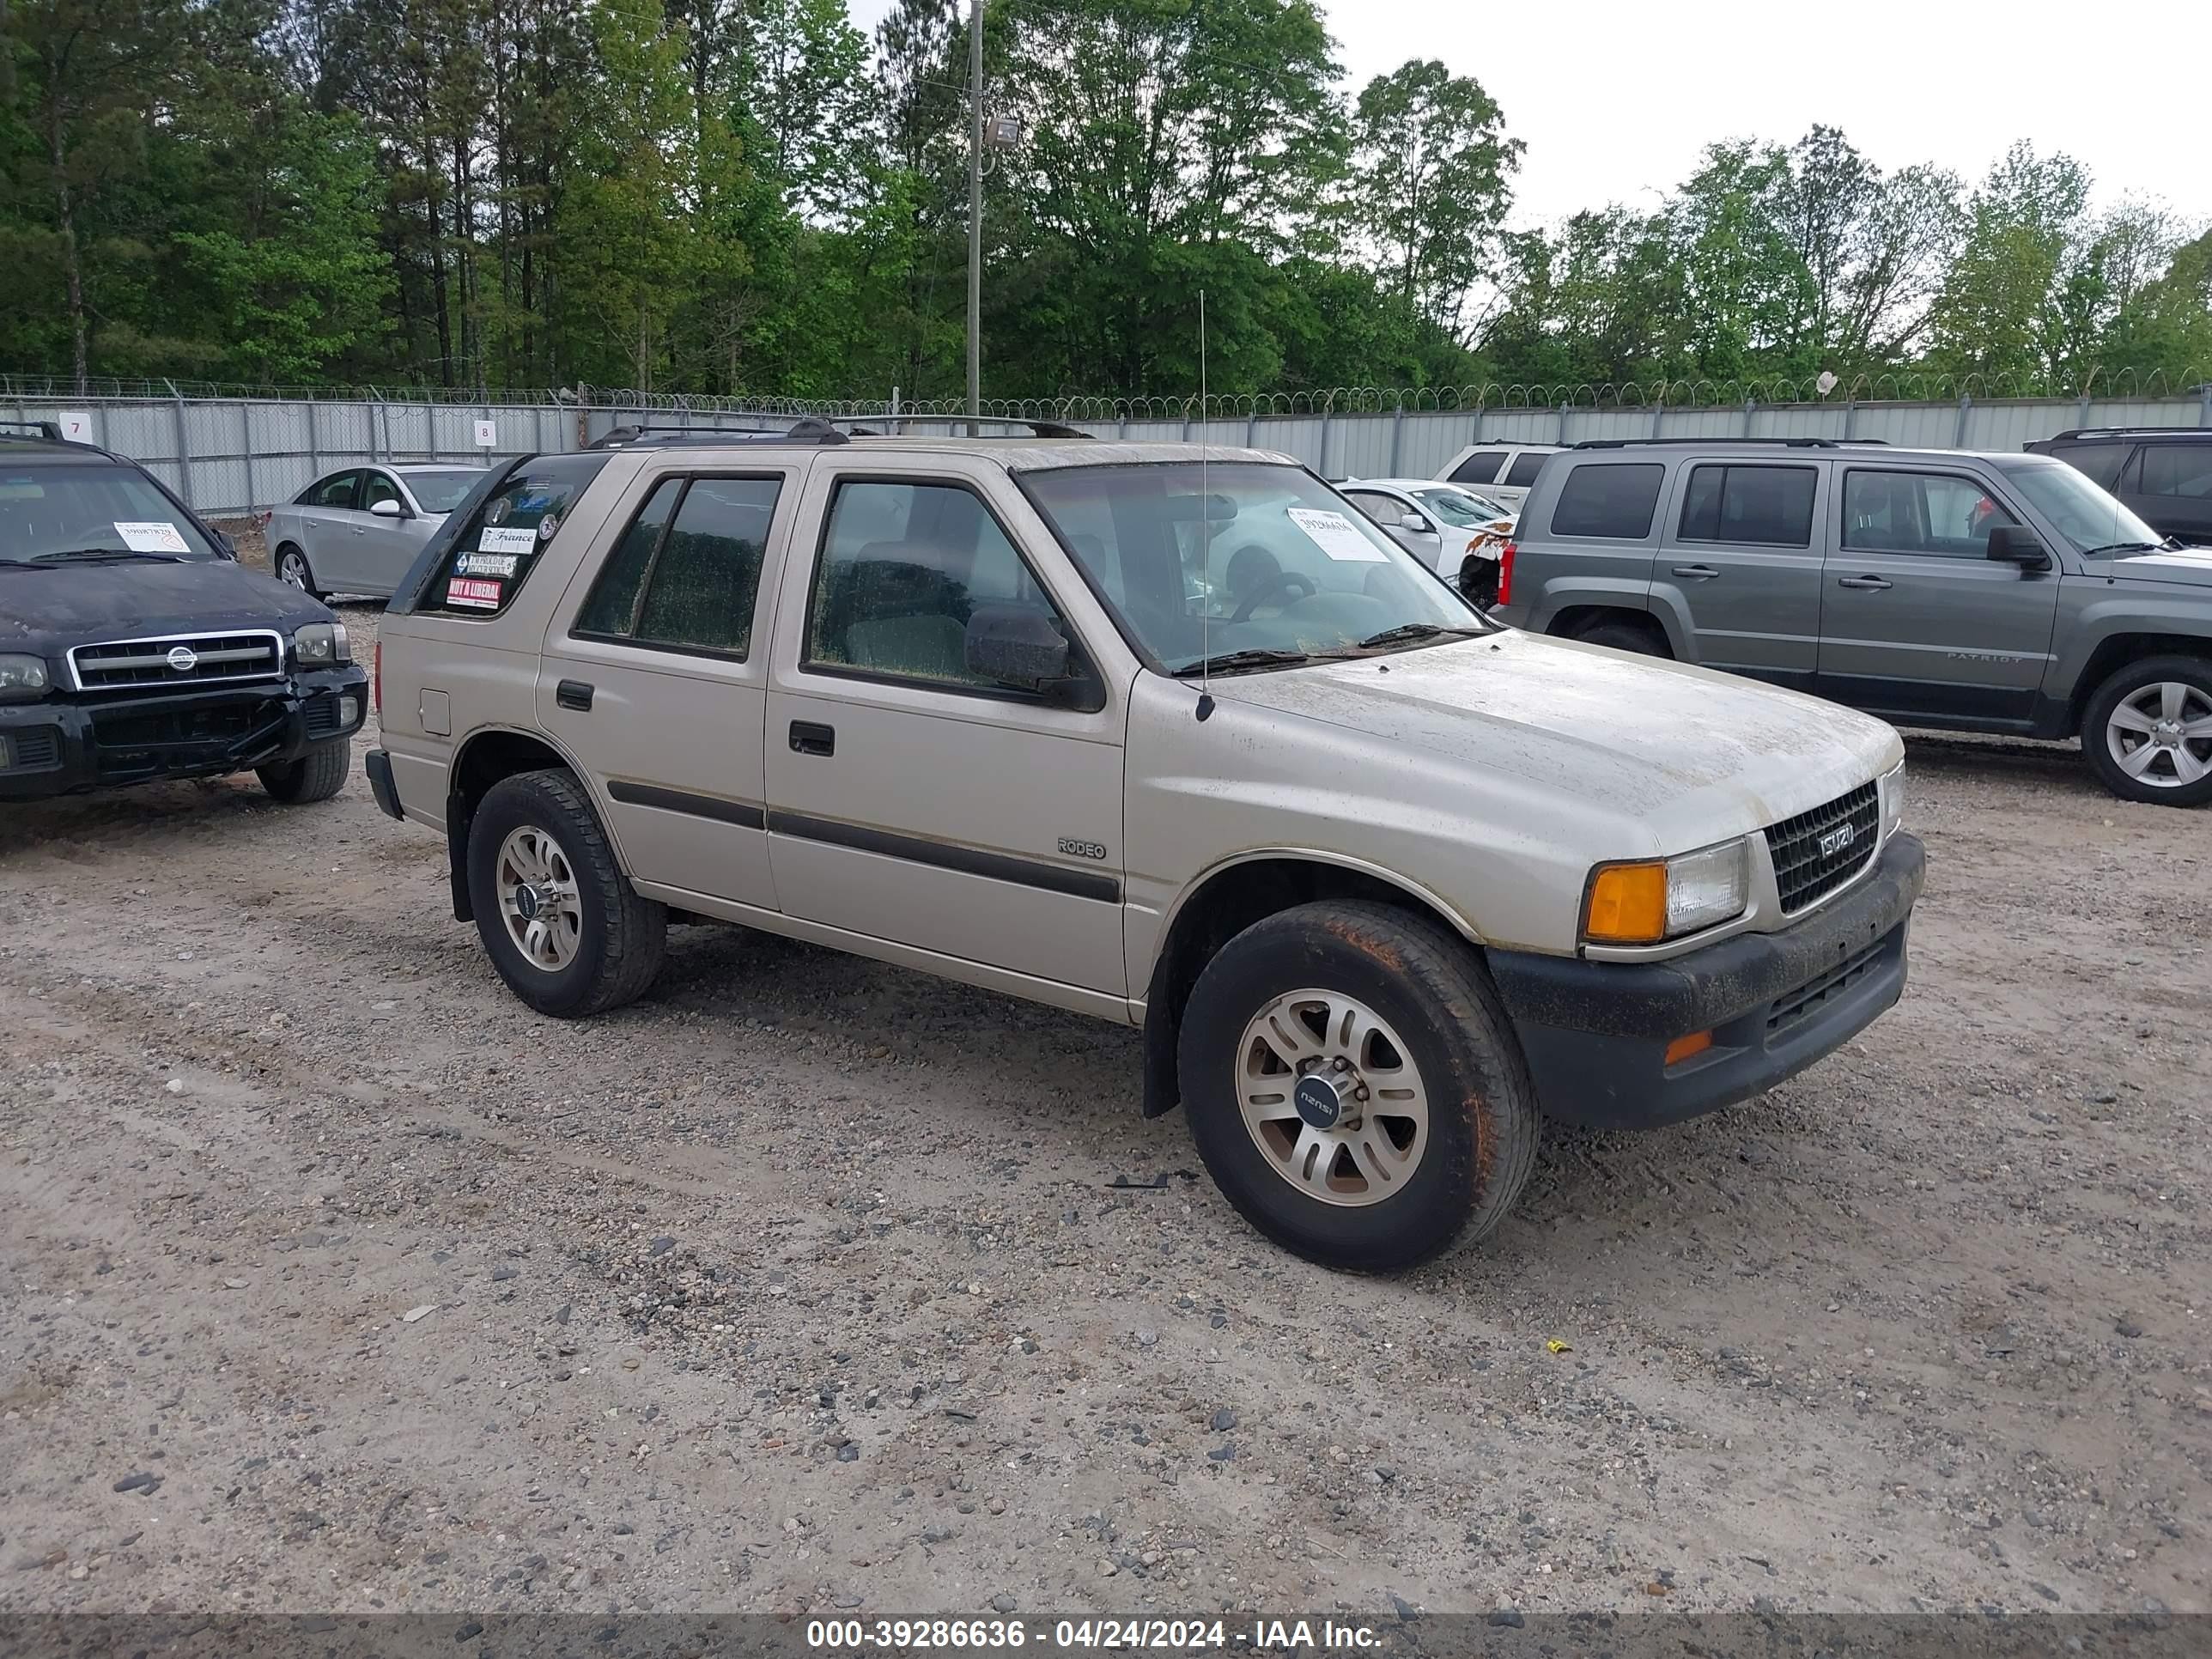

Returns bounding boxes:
[1819,822,1856,859]
[166,645,198,673]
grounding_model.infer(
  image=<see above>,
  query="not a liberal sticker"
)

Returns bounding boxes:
[454,551,520,578]
[446,576,504,610]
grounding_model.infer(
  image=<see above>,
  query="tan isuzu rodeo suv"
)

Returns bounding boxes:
[366,421,1923,1271]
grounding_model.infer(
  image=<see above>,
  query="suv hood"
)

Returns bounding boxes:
[1212,629,1900,848]
[2109,546,2212,586]
[0,558,330,656]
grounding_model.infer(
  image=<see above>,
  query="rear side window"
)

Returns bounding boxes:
[2137,444,2212,500]
[1678,465,1817,546]
[302,471,358,508]
[1449,449,1506,486]
[429,453,611,617]
[1549,463,1665,539]
[1503,451,1550,489]
[2051,441,2134,491]
[573,476,781,658]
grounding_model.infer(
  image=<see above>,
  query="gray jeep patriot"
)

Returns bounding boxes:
[1493,437,2212,805]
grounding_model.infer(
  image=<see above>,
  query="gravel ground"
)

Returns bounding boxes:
[2,565,2207,1624]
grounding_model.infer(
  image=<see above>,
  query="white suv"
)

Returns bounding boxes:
[1437,442,1562,512]
[366,423,1923,1271]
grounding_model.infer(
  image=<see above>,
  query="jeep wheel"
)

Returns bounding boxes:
[276,544,322,599]
[257,739,349,804]
[1573,617,1668,657]
[2082,656,2212,807]
[1176,900,1540,1272]
[465,769,665,1017]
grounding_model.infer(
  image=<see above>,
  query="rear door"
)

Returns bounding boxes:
[293,470,361,581]
[537,462,799,911]
[1815,465,2063,726]
[1654,460,1825,690]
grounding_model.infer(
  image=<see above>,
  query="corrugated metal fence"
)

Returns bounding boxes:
[9,386,2209,517]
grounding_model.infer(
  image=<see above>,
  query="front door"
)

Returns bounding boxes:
[295,470,362,586]
[357,470,425,597]
[1656,459,1825,690]
[537,465,796,911]
[1816,466,2063,727]
[763,465,1127,996]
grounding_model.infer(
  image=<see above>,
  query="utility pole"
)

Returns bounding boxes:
[966,0,983,434]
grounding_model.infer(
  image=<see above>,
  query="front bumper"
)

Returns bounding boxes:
[1487,832,1925,1129]
[0,667,370,800]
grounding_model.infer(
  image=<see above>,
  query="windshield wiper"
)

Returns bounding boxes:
[33,547,188,564]
[1170,647,1310,678]
[1353,623,1486,650]
[2078,539,2161,557]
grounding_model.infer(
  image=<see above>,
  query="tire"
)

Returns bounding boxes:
[275,544,322,599]
[1176,899,1541,1273]
[2081,654,2212,807]
[465,769,666,1017]
[257,739,349,804]
[1573,617,1668,657]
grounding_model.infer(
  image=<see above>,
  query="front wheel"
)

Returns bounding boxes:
[2081,656,2212,807]
[465,769,666,1017]
[257,740,349,803]
[1176,900,1540,1273]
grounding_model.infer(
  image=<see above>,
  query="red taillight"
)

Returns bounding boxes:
[372,640,382,716]
[1494,539,1516,608]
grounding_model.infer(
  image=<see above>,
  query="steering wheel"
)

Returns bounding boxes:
[1230,570,1317,623]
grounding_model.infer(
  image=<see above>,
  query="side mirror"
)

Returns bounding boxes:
[965,604,1072,695]
[214,529,236,558]
[1985,525,2051,571]
[1398,513,1433,536]
[369,497,406,519]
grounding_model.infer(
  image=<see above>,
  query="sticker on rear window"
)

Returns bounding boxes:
[454,551,520,577]
[446,576,504,610]
[1286,507,1386,562]
[116,520,191,553]
[478,526,536,555]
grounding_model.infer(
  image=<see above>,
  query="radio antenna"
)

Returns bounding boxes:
[1196,289,1214,721]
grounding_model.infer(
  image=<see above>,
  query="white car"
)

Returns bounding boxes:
[1340,477,1516,599]
[1437,442,1561,512]
[264,464,489,601]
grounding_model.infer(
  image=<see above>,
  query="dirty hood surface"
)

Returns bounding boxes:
[0,556,327,654]
[2109,545,2212,586]
[1211,629,1899,832]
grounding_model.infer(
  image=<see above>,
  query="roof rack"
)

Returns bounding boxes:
[0,418,66,442]
[1570,435,1888,451]
[586,414,1093,451]
[2045,427,2204,441]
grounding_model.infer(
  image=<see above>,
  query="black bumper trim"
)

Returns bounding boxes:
[1488,832,1924,1129]
[366,749,404,821]
[0,667,368,801]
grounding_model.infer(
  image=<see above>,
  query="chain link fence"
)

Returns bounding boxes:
[6,375,2209,517]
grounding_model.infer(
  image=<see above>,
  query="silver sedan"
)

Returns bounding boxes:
[263,465,487,601]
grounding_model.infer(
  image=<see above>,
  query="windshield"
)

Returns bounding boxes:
[1021,462,1489,673]
[1994,458,2162,555]
[1413,486,1511,528]
[0,462,222,561]
[404,469,488,514]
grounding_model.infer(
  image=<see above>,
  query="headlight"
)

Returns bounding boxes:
[0,653,52,702]
[294,622,351,665]
[1878,761,1905,838]
[1583,836,1751,945]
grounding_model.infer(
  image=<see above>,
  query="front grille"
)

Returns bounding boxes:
[70,630,283,692]
[94,703,264,749]
[3,727,62,769]
[1765,781,1879,913]
[1767,939,1885,1035]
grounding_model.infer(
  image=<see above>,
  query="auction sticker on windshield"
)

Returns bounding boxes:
[1286,507,1386,562]
[115,521,191,553]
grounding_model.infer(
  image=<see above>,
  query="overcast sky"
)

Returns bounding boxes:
[844,0,2209,230]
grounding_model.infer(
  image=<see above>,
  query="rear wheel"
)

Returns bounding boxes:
[257,739,349,804]
[276,544,322,599]
[2082,656,2212,807]
[1176,900,1540,1273]
[465,769,666,1016]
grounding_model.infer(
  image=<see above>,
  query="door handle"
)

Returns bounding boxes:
[1671,563,1720,580]
[1836,574,1893,591]
[789,720,836,757]
[556,679,594,711]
